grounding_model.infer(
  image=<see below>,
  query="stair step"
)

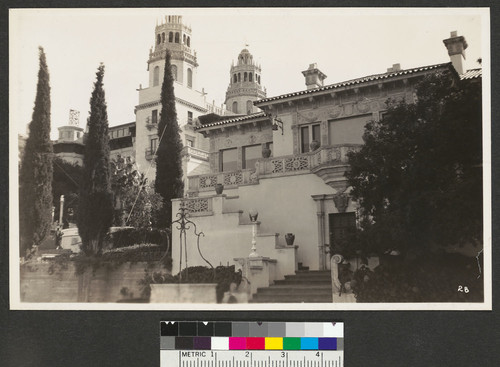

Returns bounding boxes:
[256,287,332,295]
[275,279,331,285]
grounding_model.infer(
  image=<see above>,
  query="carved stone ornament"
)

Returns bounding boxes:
[333,193,349,213]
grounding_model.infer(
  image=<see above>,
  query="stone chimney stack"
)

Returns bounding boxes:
[302,63,327,90]
[443,31,468,75]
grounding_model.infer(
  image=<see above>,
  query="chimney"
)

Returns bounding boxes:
[302,63,327,90]
[443,31,468,75]
[387,63,401,73]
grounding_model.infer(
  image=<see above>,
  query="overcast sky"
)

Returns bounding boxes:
[9,8,487,139]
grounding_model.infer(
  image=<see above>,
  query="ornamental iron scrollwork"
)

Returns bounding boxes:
[172,201,212,282]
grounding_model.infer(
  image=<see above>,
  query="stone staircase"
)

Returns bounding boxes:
[250,270,332,303]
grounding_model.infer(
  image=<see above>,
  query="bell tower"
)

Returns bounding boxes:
[225,48,266,115]
[147,15,198,89]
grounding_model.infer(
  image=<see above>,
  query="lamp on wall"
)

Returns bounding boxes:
[268,114,284,135]
[248,209,259,257]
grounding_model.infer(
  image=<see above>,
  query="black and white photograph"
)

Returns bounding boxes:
[9,7,491,310]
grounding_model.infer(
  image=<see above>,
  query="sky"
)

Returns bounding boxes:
[9,8,487,140]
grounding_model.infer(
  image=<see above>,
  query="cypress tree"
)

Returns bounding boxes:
[19,47,53,257]
[77,64,113,256]
[155,50,184,226]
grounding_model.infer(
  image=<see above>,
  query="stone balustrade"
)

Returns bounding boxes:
[188,168,258,193]
[187,144,361,193]
[182,146,209,161]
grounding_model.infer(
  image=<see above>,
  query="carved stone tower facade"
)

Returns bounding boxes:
[225,49,266,115]
[148,15,198,89]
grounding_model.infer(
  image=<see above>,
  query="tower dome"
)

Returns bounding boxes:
[225,48,266,115]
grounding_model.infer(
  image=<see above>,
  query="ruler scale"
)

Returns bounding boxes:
[161,322,343,367]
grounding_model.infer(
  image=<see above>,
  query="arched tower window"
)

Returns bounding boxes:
[183,34,186,44]
[187,36,191,47]
[238,73,241,82]
[246,100,253,114]
[187,68,193,88]
[249,73,253,82]
[162,32,165,43]
[169,32,173,42]
[258,75,261,84]
[171,65,178,81]
[156,34,161,45]
[244,72,247,82]
[153,66,160,86]
[233,74,237,83]
[175,32,180,43]
[232,101,238,113]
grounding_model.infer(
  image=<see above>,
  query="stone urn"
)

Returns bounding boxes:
[285,233,295,246]
[215,183,224,195]
[262,146,271,158]
[310,140,320,151]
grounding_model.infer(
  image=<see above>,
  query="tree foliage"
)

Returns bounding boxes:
[110,155,163,228]
[154,50,184,226]
[19,47,53,256]
[346,71,482,255]
[77,64,113,256]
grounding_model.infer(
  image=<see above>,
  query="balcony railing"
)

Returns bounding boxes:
[186,144,361,193]
[182,146,209,161]
[257,144,361,177]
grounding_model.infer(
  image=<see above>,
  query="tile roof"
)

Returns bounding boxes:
[460,68,482,80]
[195,112,268,130]
[255,62,453,105]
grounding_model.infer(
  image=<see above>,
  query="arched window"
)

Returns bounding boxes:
[175,32,180,43]
[238,73,241,82]
[232,101,238,113]
[258,75,261,84]
[169,32,173,42]
[233,74,237,83]
[156,34,161,45]
[162,32,165,43]
[249,73,253,82]
[246,100,253,114]
[153,66,160,86]
[187,68,192,88]
[183,34,186,44]
[187,36,191,47]
[171,65,178,81]
[244,72,247,82]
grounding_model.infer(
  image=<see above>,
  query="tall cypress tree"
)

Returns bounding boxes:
[19,47,53,257]
[155,50,184,226]
[77,64,113,256]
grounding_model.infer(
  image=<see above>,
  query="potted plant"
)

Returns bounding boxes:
[285,233,295,246]
[215,183,224,195]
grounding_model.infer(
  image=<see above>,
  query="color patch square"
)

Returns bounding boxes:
[175,337,193,350]
[286,323,305,337]
[283,337,301,350]
[246,337,265,350]
[160,336,175,350]
[318,338,337,350]
[265,337,283,350]
[215,323,232,336]
[211,337,229,350]
[305,323,323,337]
[232,322,249,337]
[249,322,268,337]
[193,337,211,350]
[197,322,214,336]
[300,338,318,350]
[229,337,246,350]
[161,322,178,336]
[268,323,286,337]
[179,322,197,336]
[323,323,343,337]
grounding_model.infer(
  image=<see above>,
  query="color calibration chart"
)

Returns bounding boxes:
[160,322,343,367]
